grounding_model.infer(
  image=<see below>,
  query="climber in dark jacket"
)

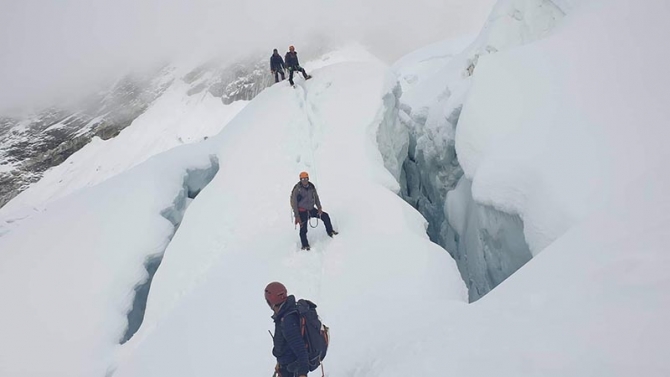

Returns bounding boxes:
[266,282,309,377]
[284,45,311,86]
[270,49,286,83]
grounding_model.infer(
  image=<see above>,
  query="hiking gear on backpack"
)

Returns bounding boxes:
[265,282,288,307]
[296,299,330,372]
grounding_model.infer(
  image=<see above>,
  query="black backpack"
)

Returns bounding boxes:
[296,299,330,371]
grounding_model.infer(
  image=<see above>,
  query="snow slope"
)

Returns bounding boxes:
[0,49,465,377]
[112,55,466,377]
[2,0,670,376]
[379,0,670,375]
[0,143,221,376]
[457,0,670,253]
[0,80,246,235]
[373,178,670,377]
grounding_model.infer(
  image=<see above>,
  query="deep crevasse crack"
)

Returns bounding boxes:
[120,155,219,344]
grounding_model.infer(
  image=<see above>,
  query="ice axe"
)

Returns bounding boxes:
[269,331,278,377]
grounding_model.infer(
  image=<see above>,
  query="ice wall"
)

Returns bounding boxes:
[444,178,531,299]
[391,0,565,301]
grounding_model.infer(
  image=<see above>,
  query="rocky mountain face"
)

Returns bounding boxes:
[0,54,274,208]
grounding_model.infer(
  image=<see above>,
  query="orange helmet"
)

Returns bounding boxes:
[264,282,288,307]
[299,171,309,179]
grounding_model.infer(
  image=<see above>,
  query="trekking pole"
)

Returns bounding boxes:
[269,332,278,377]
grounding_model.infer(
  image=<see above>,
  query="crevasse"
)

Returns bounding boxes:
[380,0,566,301]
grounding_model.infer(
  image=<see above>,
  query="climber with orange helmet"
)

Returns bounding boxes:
[290,171,337,250]
[284,45,311,87]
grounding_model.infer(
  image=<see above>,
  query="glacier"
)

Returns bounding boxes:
[0,0,669,376]
[393,0,567,300]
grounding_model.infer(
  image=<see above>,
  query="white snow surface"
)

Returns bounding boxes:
[112,57,466,377]
[0,144,220,376]
[0,50,466,377]
[0,80,246,232]
[457,0,670,253]
[2,1,670,376]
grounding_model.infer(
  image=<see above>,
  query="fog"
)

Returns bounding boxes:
[0,0,494,114]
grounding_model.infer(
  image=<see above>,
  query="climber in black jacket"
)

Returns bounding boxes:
[271,49,286,83]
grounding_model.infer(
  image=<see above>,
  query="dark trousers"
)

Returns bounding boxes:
[277,365,297,377]
[288,66,308,86]
[299,208,334,247]
[274,69,285,83]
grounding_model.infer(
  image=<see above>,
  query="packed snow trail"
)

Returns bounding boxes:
[111,60,466,377]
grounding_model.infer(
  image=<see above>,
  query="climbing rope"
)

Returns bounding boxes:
[309,213,320,228]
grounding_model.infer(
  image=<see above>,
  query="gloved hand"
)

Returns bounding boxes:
[317,209,323,216]
[295,217,301,225]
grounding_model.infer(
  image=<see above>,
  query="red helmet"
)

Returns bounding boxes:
[299,171,309,179]
[264,282,288,307]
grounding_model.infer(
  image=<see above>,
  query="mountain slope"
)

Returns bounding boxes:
[1,0,669,376]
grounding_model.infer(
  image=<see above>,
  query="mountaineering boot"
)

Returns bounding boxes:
[301,245,311,251]
[328,231,338,238]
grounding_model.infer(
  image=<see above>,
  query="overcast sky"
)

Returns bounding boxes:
[0,0,495,114]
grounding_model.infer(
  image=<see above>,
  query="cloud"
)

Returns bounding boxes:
[0,0,494,113]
